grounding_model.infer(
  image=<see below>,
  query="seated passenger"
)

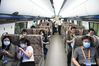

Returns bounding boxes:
[87,28,96,36]
[31,25,36,28]
[66,26,77,44]
[39,30,45,36]
[21,29,28,35]
[39,30,49,43]
[66,26,78,66]
[17,38,35,66]
[72,36,99,66]
[2,32,8,36]
[78,28,85,35]
[86,28,99,48]
[20,29,28,38]
[39,30,48,59]
[0,36,16,66]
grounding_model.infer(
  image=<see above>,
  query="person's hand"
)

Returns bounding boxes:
[18,47,24,52]
[0,51,4,56]
[2,50,9,55]
[70,39,73,43]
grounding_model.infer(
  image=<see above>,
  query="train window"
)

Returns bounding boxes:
[93,23,98,35]
[89,22,99,36]
[89,22,94,28]
[15,22,27,34]
[97,24,99,36]
[77,21,82,26]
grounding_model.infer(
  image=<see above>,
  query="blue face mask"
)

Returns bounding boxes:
[83,42,90,49]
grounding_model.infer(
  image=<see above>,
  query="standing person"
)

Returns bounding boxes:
[17,38,35,66]
[72,36,99,66]
[57,19,62,35]
[52,22,56,35]
[0,36,16,66]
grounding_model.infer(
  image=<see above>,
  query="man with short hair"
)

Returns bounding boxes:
[72,36,99,66]
[66,26,77,66]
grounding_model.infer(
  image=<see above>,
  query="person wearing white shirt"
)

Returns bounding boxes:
[17,38,35,66]
[56,19,62,35]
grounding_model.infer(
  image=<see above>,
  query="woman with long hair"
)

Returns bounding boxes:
[0,36,16,66]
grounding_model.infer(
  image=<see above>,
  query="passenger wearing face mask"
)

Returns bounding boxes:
[72,36,99,66]
[17,38,35,66]
[0,36,16,66]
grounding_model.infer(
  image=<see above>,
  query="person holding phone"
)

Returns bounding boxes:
[0,35,16,66]
[17,38,35,66]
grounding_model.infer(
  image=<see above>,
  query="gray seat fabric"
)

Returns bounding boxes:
[26,27,50,35]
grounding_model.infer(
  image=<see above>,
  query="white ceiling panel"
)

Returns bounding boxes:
[60,0,99,17]
[53,0,64,15]
[0,0,54,17]
[0,0,99,18]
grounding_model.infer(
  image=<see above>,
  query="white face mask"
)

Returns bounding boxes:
[20,44,27,48]
[41,32,44,36]
[3,41,10,46]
